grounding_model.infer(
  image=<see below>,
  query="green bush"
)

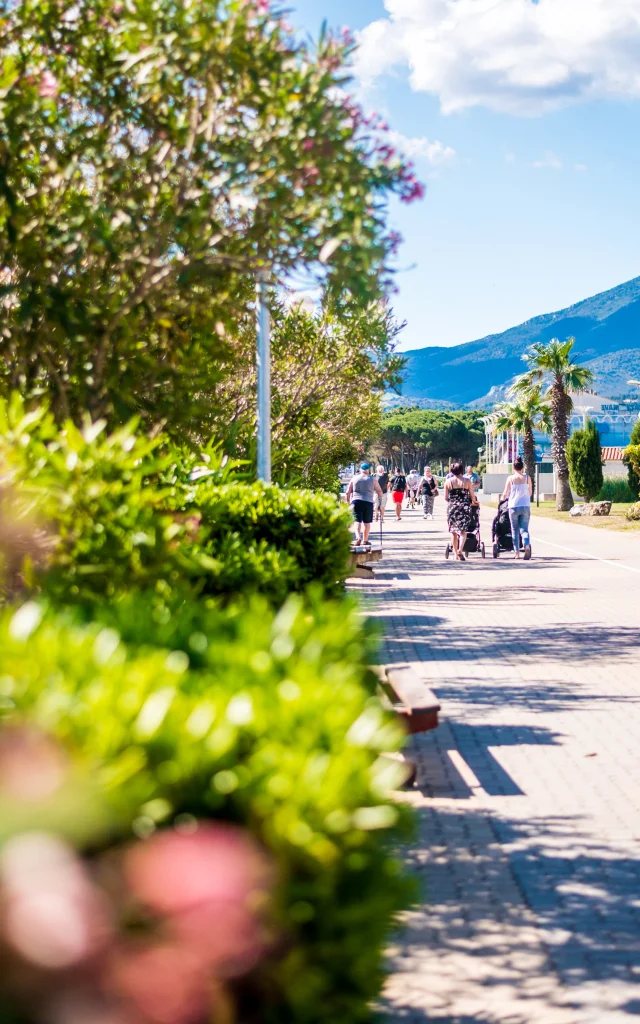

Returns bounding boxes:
[566,419,603,501]
[0,594,410,1024]
[626,502,640,521]
[624,421,640,498]
[192,483,353,602]
[0,397,352,606]
[596,477,637,503]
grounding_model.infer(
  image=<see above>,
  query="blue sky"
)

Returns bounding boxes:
[291,0,640,351]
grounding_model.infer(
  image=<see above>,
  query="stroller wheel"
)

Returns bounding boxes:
[481,542,486,558]
[445,544,451,560]
[492,542,500,559]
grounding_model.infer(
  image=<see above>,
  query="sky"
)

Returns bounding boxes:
[290,0,640,351]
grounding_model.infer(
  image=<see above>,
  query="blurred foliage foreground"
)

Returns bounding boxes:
[0,396,413,1024]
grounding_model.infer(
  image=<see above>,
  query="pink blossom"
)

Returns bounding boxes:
[110,943,213,1024]
[38,71,58,99]
[256,0,270,12]
[124,823,272,976]
[1,834,112,969]
[400,180,426,204]
[302,139,314,151]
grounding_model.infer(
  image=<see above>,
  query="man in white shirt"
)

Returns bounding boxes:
[406,469,421,508]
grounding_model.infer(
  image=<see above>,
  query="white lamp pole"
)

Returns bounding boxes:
[256,273,271,483]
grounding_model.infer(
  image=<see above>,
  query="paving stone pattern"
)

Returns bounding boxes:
[348,503,640,1024]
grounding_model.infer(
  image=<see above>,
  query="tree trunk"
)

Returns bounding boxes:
[523,426,536,499]
[551,377,572,511]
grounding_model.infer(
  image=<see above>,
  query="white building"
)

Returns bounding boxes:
[483,392,638,496]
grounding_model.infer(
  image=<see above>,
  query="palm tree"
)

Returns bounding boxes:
[492,390,551,498]
[511,337,594,511]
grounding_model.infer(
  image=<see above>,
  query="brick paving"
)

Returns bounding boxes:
[349,502,640,1024]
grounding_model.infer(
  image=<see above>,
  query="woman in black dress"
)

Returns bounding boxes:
[444,461,478,561]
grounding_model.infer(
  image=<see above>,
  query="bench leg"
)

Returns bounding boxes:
[380,750,417,788]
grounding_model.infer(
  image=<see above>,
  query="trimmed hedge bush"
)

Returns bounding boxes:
[566,419,603,502]
[193,483,352,601]
[0,398,352,606]
[0,594,412,1024]
[596,477,637,503]
[626,502,640,521]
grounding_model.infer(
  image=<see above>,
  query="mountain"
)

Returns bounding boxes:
[401,276,640,407]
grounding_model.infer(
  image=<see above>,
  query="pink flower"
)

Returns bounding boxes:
[0,726,67,802]
[124,823,273,977]
[302,139,314,151]
[400,180,426,204]
[38,71,58,99]
[110,943,213,1024]
[256,0,270,12]
[1,834,112,970]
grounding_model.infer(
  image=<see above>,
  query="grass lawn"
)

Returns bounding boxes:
[486,500,640,532]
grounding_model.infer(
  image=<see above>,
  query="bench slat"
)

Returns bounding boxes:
[385,664,441,712]
[384,663,440,736]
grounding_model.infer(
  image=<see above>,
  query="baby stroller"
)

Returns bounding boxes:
[445,503,485,559]
[491,497,512,557]
[491,498,515,557]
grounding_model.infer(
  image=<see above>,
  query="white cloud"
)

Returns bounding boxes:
[386,129,456,165]
[574,162,588,172]
[354,0,640,116]
[531,151,563,169]
[505,151,517,163]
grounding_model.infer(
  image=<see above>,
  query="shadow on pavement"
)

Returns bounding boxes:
[382,805,640,1022]
[375,616,639,666]
[410,722,561,799]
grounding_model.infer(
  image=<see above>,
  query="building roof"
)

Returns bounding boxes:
[601,447,625,461]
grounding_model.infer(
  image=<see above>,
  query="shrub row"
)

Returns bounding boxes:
[0,594,410,1023]
[0,398,353,606]
[596,477,637,503]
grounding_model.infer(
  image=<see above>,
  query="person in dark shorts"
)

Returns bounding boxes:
[390,469,407,521]
[346,463,383,545]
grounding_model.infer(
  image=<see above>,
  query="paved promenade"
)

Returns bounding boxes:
[350,502,640,1024]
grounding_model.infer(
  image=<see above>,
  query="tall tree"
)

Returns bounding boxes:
[492,390,551,498]
[566,418,603,502]
[512,338,594,511]
[624,419,640,498]
[373,408,485,470]
[212,299,405,490]
[0,0,421,432]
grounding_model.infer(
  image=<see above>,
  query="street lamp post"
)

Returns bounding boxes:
[256,274,271,483]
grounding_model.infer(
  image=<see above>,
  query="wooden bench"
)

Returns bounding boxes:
[376,664,441,787]
[347,543,383,578]
[381,663,441,734]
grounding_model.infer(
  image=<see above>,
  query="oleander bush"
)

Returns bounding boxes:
[595,477,637,503]
[0,397,352,606]
[0,594,412,1024]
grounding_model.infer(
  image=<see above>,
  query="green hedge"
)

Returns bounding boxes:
[0,398,352,606]
[193,483,352,601]
[596,477,637,503]
[0,594,411,1024]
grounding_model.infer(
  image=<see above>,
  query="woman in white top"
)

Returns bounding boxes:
[501,457,533,560]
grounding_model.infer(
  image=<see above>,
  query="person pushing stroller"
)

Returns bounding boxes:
[444,462,479,561]
[500,457,532,560]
